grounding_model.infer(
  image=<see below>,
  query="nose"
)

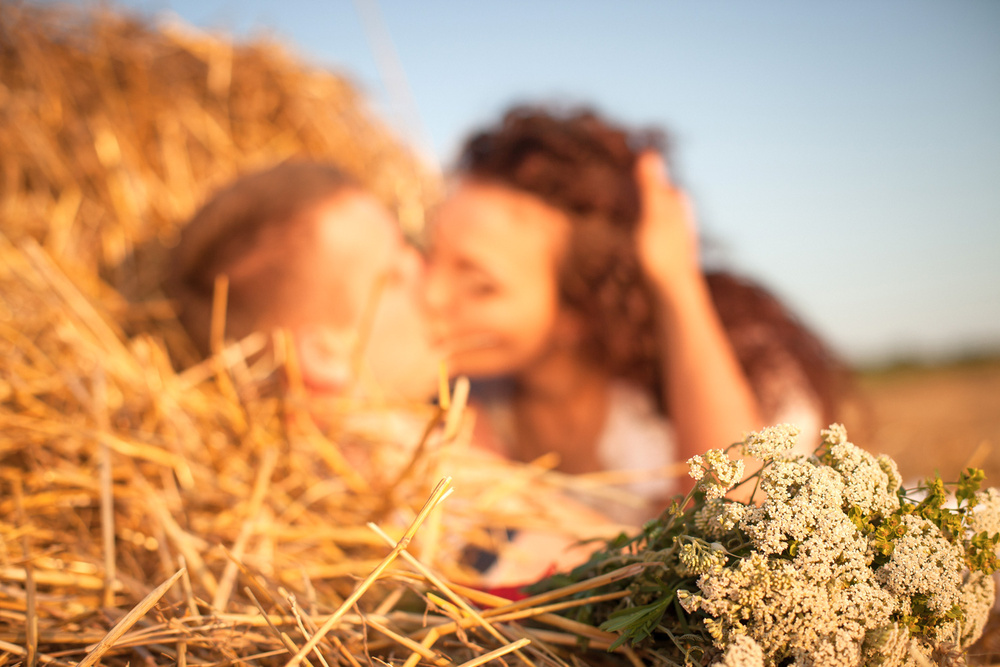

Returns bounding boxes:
[395,244,426,291]
[422,259,452,317]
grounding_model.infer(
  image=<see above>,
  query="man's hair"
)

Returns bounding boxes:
[166,161,358,356]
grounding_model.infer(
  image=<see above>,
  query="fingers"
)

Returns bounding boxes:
[677,189,696,233]
[636,150,672,188]
[635,150,696,233]
[636,152,669,224]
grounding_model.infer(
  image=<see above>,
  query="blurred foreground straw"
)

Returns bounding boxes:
[0,227,638,663]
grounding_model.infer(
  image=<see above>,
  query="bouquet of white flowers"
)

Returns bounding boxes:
[541,425,1000,667]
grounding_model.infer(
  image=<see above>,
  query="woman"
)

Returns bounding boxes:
[167,160,441,404]
[425,106,845,520]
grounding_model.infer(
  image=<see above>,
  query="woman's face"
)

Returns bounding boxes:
[425,180,572,378]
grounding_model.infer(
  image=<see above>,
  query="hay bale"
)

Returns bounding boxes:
[0,2,437,302]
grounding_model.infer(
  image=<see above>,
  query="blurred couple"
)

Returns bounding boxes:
[167,104,845,529]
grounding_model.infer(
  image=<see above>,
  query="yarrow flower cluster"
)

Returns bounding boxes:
[970,487,1000,544]
[543,424,1000,667]
[742,423,801,460]
[688,449,745,501]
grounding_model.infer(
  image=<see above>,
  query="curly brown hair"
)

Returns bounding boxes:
[457,105,847,423]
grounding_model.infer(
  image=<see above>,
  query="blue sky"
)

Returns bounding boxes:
[111,0,1000,363]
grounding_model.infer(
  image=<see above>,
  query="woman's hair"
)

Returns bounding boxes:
[456,105,847,423]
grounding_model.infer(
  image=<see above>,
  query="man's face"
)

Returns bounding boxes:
[292,191,440,401]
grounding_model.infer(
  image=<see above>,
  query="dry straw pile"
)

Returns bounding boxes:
[0,4,641,665]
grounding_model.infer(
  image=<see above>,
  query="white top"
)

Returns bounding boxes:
[594,381,678,522]
[478,380,677,525]
[478,373,824,526]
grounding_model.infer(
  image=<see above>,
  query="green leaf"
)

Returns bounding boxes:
[600,594,674,650]
[600,600,665,633]
[957,468,986,506]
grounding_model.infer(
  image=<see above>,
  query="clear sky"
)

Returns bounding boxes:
[110,0,1000,364]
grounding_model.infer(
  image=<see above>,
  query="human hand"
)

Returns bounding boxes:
[634,151,701,295]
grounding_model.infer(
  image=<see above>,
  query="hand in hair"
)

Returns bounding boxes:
[633,151,700,295]
[634,151,763,495]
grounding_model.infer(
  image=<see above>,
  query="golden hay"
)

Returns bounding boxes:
[0,232,637,663]
[0,4,641,665]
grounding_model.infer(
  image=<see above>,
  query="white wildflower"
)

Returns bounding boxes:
[741,505,791,555]
[705,449,745,488]
[711,634,764,667]
[861,623,911,667]
[969,487,1000,542]
[695,499,729,538]
[688,454,706,481]
[677,539,728,576]
[676,588,698,614]
[791,508,869,585]
[689,552,844,659]
[599,425,995,667]
[827,438,900,515]
[690,450,743,497]
[695,498,722,532]
[801,628,862,667]
[942,570,995,648]
[719,502,747,531]
[821,423,848,446]
[743,423,800,460]
[741,460,847,556]
[835,582,897,633]
[875,515,965,615]
[876,454,904,494]
[704,482,729,501]
[758,458,817,505]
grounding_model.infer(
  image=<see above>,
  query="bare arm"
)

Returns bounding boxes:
[634,153,762,475]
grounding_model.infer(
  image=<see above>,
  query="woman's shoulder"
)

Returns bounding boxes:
[705,269,848,428]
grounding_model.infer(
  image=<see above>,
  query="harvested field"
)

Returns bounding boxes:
[854,357,1000,485]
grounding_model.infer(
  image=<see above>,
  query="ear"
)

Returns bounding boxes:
[293,324,354,394]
